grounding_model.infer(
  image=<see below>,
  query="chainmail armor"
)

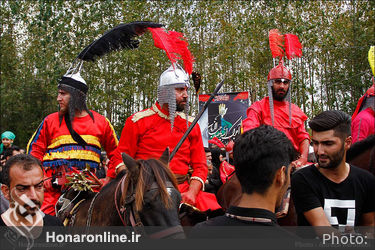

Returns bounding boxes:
[158,83,190,130]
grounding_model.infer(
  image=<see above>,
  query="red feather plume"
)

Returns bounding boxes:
[208,137,225,149]
[284,34,302,60]
[269,29,284,59]
[148,27,194,75]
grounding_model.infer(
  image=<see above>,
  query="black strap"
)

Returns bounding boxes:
[65,113,87,147]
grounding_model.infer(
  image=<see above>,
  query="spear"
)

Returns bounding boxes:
[169,79,225,161]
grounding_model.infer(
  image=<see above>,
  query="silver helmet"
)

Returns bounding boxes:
[158,64,190,130]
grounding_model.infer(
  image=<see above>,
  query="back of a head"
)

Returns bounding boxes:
[234,125,298,194]
[308,110,351,140]
[2,154,42,186]
[3,145,20,159]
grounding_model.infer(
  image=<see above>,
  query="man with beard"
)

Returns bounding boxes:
[26,72,118,215]
[1,154,62,228]
[291,110,375,227]
[242,63,310,168]
[109,65,221,211]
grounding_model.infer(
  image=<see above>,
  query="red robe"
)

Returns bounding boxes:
[242,97,310,152]
[109,102,221,211]
[27,111,118,215]
[351,107,375,143]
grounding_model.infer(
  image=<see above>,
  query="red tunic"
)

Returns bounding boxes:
[242,97,310,152]
[109,102,220,211]
[351,107,375,143]
[27,111,118,215]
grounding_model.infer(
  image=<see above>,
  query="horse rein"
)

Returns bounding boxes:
[114,171,129,227]
[113,172,184,238]
[86,191,101,230]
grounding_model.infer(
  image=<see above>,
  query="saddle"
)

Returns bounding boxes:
[56,169,102,226]
[179,203,225,226]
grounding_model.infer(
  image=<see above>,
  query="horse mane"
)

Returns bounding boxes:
[120,158,178,212]
[347,134,375,162]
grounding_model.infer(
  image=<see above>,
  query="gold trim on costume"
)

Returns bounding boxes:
[48,135,101,149]
[106,118,119,145]
[131,108,156,123]
[176,112,195,123]
[152,104,169,120]
[43,150,100,162]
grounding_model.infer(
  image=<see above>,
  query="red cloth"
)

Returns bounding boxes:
[27,111,118,215]
[351,107,375,143]
[352,84,375,121]
[242,97,310,153]
[219,161,235,184]
[109,102,221,211]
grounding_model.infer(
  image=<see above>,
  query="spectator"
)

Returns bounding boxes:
[205,148,225,194]
[1,154,62,239]
[0,131,16,156]
[95,152,108,179]
[191,125,298,238]
[292,111,375,233]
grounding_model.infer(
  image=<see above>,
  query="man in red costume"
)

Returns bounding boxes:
[27,71,118,215]
[109,65,221,211]
[351,84,375,143]
[242,62,310,167]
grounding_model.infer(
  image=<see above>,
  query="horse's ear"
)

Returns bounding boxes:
[160,147,170,165]
[121,153,138,174]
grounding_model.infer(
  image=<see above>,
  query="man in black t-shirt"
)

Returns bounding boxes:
[190,125,298,238]
[0,154,62,236]
[291,110,375,230]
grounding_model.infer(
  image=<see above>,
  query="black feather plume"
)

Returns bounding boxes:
[78,21,164,62]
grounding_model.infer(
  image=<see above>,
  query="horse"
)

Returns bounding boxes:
[346,134,375,175]
[56,149,185,239]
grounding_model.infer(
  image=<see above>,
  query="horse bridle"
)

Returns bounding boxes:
[113,171,184,239]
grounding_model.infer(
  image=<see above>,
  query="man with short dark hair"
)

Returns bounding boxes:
[291,110,375,229]
[1,154,62,228]
[191,125,298,233]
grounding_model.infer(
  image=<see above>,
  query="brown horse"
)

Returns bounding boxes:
[346,134,375,175]
[56,150,185,239]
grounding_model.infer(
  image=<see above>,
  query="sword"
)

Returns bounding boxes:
[169,79,225,161]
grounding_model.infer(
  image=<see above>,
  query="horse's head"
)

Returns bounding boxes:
[119,149,184,238]
[55,186,95,224]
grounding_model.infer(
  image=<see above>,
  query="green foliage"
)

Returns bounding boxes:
[1,0,374,147]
